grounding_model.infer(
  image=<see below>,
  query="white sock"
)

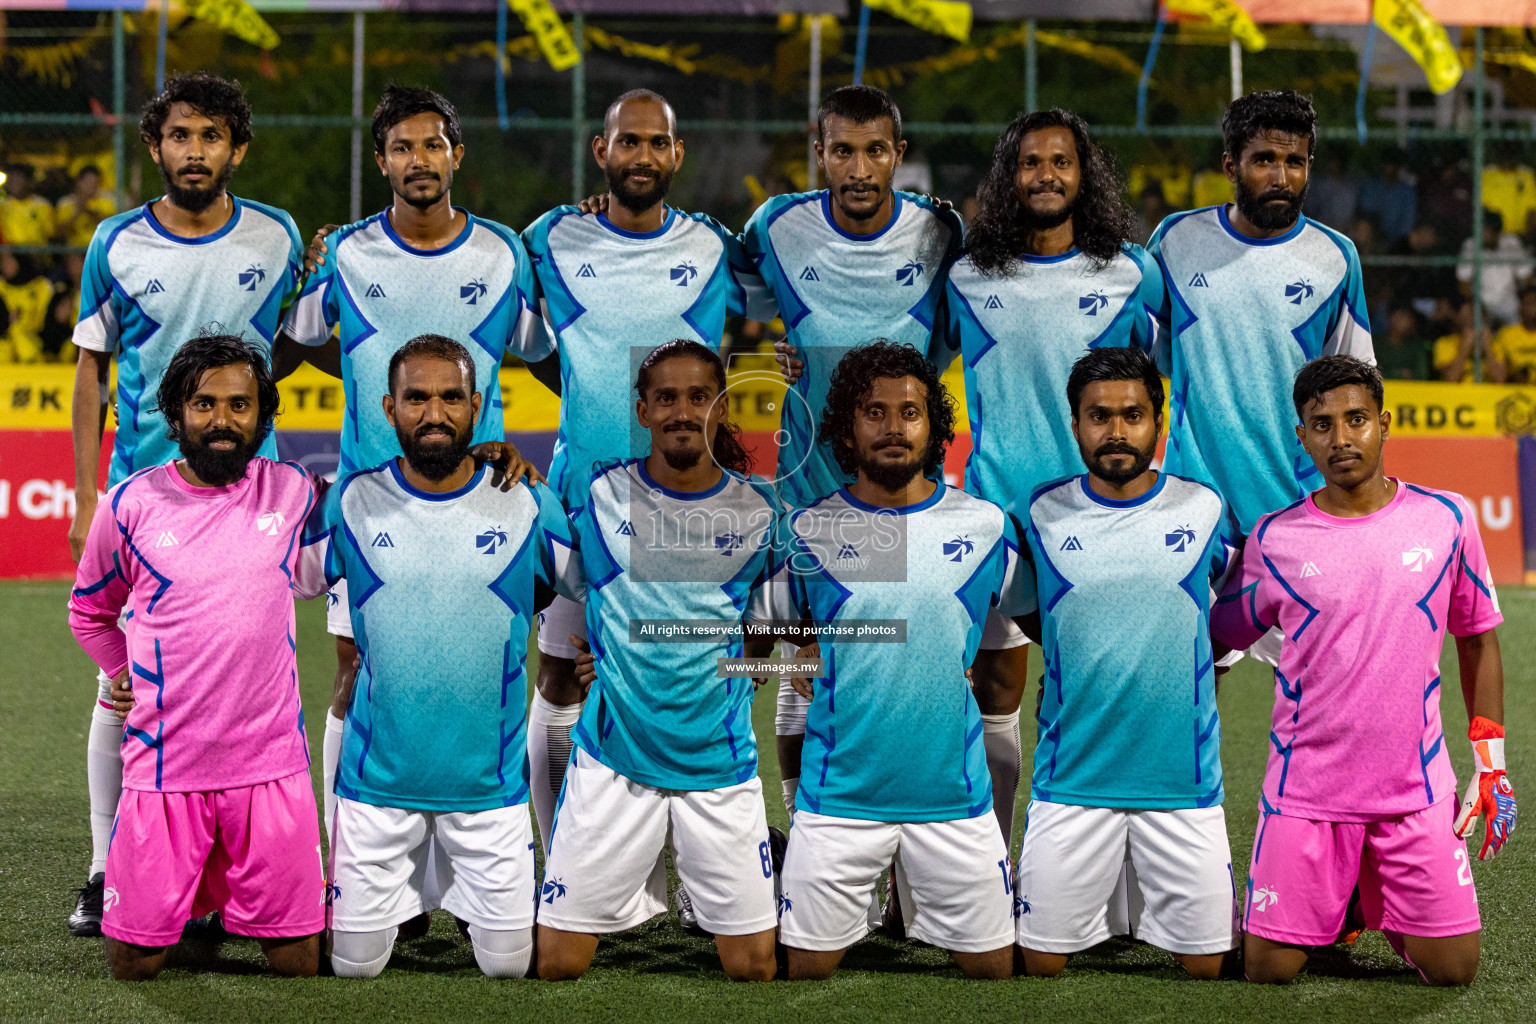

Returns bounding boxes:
[781,777,799,822]
[331,926,396,979]
[87,694,123,878]
[322,711,344,851]
[776,675,807,824]
[468,925,533,979]
[528,692,581,853]
[982,710,1022,853]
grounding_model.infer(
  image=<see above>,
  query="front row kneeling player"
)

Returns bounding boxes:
[1213,355,1516,987]
[537,341,780,983]
[769,341,1029,981]
[1012,347,1240,979]
[70,335,328,980]
[319,336,581,980]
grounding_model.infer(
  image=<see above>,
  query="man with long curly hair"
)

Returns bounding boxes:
[939,108,1165,857]
[768,340,1032,981]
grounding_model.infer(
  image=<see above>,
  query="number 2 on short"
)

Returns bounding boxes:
[1454,846,1473,886]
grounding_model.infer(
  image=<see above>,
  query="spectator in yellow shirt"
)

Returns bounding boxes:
[1482,147,1536,241]
[1433,301,1508,383]
[1494,287,1536,383]
[0,253,57,363]
[0,164,56,247]
[54,166,116,248]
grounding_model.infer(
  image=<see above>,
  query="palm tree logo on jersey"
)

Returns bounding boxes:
[542,878,567,903]
[942,535,974,562]
[238,264,266,291]
[1285,279,1315,305]
[1402,543,1434,572]
[255,510,286,536]
[1078,291,1108,315]
[476,526,508,555]
[777,892,793,915]
[461,278,488,305]
[670,261,698,286]
[1252,886,1280,911]
[896,260,925,286]
[1165,525,1196,552]
[715,532,744,555]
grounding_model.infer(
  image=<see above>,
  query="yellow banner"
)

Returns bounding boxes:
[182,0,280,50]
[864,0,973,45]
[1167,0,1267,52]
[1373,0,1461,95]
[507,0,581,72]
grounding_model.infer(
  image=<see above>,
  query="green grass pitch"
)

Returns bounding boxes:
[2,580,1532,1023]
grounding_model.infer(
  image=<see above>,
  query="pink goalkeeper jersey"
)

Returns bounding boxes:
[1211,479,1503,822]
[68,459,328,793]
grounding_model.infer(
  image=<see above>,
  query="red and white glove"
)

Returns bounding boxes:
[1453,716,1517,861]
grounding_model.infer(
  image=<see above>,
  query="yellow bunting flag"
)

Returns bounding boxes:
[507,0,581,71]
[864,0,972,45]
[1166,0,1267,52]
[180,0,279,50]
[1373,0,1461,94]
[1034,30,1145,78]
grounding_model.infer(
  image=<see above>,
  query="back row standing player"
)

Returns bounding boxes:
[66,73,305,936]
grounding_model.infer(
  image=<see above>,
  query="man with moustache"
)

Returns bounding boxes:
[321,336,581,980]
[274,86,552,850]
[1010,347,1240,980]
[518,89,773,868]
[68,335,329,979]
[65,71,305,937]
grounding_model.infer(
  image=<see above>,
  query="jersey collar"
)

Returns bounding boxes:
[1017,247,1081,265]
[1077,471,1166,509]
[380,207,475,256]
[1216,203,1307,247]
[838,479,945,516]
[597,206,677,240]
[820,190,902,242]
[388,458,485,501]
[634,457,731,501]
[141,196,243,245]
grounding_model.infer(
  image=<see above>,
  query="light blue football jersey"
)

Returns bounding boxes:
[523,207,775,498]
[568,458,780,791]
[1148,206,1373,532]
[742,191,964,507]
[1022,472,1239,809]
[74,197,302,484]
[283,209,552,476]
[769,483,1030,822]
[944,245,1165,518]
[322,464,581,812]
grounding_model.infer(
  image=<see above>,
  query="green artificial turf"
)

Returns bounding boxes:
[1,580,1531,1022]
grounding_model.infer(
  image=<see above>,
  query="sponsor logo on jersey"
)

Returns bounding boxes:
[835,542,861,562]
[326,591,340,608]
[1252,886,1279,911]
[983,294,1004,310]
[1166,525,1197,552]
[324,879,342,906]
[103,886,120,912]
[1013,893,1030,917]
[541,877,567,904]
[255,510,286,536]
[670,261,698,286]
[777,891,793,915]
[461,278,488,304]
[715,532,744,554]
[615,520,635,536]
[1300,561,1322,578]
[155,530,178,548]
[942,535,974,562]
[1285,279,1315,304]
[1402,544,1434,572]
[897,260,925,286]
[799,265,820,282]
[239,264,266,291]
[577,263,597,278]
[365,283,387,298]
[372,531,394,548]
[1188,272,1209,288]
[1060,536,1083,552]
[476,526,507,555]
[145,279,165,294]
[1079,290,1109,315]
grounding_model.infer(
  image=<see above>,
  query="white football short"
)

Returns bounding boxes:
[537,749,776,936]
[536,593,587,660]
[1014,800,1237,956]
[328,797,536,933]
[1246,626,1284,667]
[979,606,1032,651]
[326,579,353,639]
[778,810,1013,954]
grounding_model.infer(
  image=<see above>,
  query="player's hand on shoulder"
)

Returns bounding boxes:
[922,193,955,214]
[790,643,820,700]
[303,223,341,275]
[576,193,610,216]
[470,441,547,490]
[773,340,804,385]
[570,635,596,693]
[109,667,133,720]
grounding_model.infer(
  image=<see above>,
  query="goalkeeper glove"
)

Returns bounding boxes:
[1453,716,1516,861]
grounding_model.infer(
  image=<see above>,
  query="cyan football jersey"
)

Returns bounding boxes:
[743,191,964,507]
[944,245,1165,518]
[74,197,301,484]
[523,207,775,497]
[283,210,552,476]
[322,464,581,812]
[1148,206,1373,532]
[770,483,1030,822]
[1022,472,1238,809]
[568,459,780,791]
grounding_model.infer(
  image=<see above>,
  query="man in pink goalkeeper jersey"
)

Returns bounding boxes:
[69,334,330,980]
[1212,355,1515,987]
